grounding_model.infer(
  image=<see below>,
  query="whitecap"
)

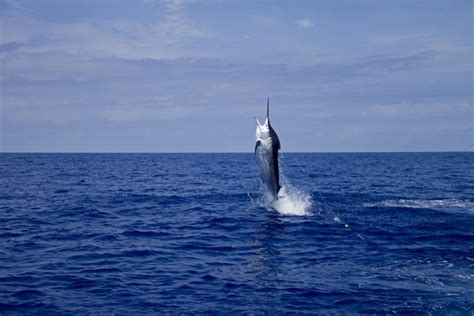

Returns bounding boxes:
[363,198,474,214]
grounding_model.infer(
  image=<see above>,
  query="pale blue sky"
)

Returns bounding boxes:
[0,0,472,152]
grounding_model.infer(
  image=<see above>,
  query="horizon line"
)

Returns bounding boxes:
[0,150,472,154]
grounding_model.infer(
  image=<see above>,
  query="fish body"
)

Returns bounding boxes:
[255,98,281,200]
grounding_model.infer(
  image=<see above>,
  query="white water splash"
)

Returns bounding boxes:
[269,183,313,216]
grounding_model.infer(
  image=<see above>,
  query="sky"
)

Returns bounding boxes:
[0,0,472,152]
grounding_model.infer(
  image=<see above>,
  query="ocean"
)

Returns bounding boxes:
[0,152,473,314]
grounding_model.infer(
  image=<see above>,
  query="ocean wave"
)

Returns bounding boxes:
[363,198,474,213]
[121,229,169,238]
[2,153,473,314]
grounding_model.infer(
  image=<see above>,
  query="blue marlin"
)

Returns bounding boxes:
[255,98,281,200]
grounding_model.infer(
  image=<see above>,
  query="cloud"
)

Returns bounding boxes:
[296,19,313,28]
[0,0,209,61]
[1,1,471,152]
[367,101,472,119]
[2,49,470,151]
[252,15,279,26]
[158,0,207,38]
[356,50,436,72]
[0,0,31,16]
[0,47,455,125]
[368,32,472,57]
[0,41,24,53]
[369,32,426,45]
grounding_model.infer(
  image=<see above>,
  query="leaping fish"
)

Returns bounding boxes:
[255,98,281,200]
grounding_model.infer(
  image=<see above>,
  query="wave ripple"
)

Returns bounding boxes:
[0,152,473,314]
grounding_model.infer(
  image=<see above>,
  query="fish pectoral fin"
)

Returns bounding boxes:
[254,140,261,153]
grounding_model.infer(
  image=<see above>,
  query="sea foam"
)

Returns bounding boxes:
[267,180,313,216]
[363,198,474,214]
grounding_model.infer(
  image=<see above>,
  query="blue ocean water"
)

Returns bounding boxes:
[0,152,473,314]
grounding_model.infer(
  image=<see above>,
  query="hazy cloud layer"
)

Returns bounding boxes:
[1,0,472,152]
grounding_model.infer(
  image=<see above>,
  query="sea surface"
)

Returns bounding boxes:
[0,152,473,314]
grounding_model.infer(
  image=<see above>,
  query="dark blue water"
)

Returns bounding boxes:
[1,153,473,314]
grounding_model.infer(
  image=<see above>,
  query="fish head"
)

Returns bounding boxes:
[255,117,270,140]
